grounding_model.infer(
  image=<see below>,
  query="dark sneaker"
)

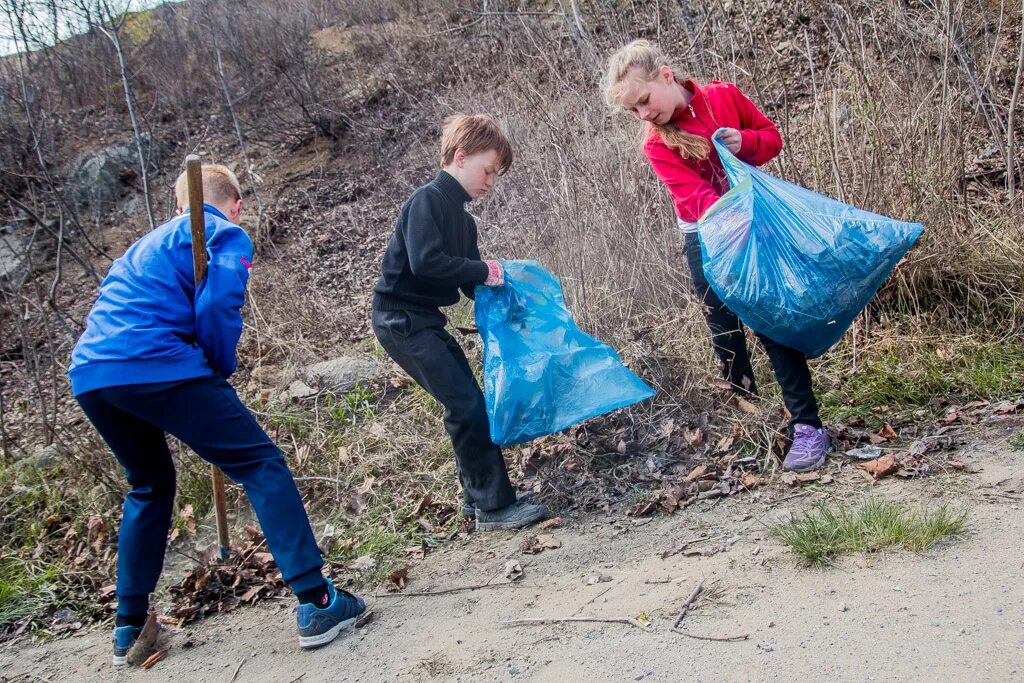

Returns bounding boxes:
[783,424,832,472]
[462,491,537,518]
[476,500,549,531]
[296,582,366,649]
[112,624,144,666]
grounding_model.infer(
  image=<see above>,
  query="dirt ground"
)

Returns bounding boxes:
[2,424,1022,683]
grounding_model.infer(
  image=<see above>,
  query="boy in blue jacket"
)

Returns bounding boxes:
[70,165,365,664]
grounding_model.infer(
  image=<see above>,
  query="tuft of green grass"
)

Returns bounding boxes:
[772,498,967,565]
[1009,431,1024,451]
[0,556,60,628]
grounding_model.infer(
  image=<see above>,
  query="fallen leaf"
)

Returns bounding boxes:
[685,465,708,482]
[740,473,760,490]
[521,534,562,554]
[537,517,561,530]
[240,585,262,603]
[684,428,705,448]
[347,476,376,515]
[946,460,966,471]
[858,454,899,480]
[782,472,799,487]
[796,472,821,484]
[711,379,734,391]
[537,534,561,549]
[734,396,761,415]
[878,424,899,440]
[385,566,409,592]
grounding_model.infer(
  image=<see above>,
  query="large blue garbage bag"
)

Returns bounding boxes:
[474,260,655,446]
[697,130,923,358]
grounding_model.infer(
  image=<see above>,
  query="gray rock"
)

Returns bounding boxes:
[0,224,29,291]
[275,379,317,404]
[300,356,384,393]
[68,135,163,211]
[31,445,61,470]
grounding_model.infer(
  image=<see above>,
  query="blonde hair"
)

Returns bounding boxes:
[174,164,243,210]
[439,114,514,174]
[603,39,710,161]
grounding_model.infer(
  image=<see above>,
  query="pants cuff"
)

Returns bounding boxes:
[116,593,149,617]
[288,568,328,595]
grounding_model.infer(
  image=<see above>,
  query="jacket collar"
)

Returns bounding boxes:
[432,171,471,204]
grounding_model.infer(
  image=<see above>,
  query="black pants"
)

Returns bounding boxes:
[685,233,821,427]
[371,306,516,512]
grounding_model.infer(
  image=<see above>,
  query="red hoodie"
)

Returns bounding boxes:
[643,80,782,223]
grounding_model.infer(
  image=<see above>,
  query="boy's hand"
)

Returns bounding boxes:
[483,260,504,286]
[717,128,743,154]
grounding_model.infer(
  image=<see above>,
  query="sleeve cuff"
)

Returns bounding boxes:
[738,129,759,160]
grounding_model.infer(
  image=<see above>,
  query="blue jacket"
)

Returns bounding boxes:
[69,205,253,396]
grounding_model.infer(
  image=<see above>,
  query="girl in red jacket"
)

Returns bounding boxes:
[603,40,830,472]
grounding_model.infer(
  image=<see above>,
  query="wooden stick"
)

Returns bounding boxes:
[672,629,749,642]
[228,658,245,683]
[374,580,517,598]
[672,581,703,628]
[501,616,648,629]
[186,155,231,560]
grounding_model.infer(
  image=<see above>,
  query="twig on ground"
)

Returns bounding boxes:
[672,629,749,642]
[672,581,704,628]
[501,616,648,629]
[229,658,245,683]
[374,581,519,598]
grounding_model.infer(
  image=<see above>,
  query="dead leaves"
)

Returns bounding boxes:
[385,566,409,592]
[168,532,286,626]
[858,454,900,480]
[520,534,561,554]
[346,476,375,515]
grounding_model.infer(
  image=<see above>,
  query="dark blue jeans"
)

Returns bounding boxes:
[77,375,325,617]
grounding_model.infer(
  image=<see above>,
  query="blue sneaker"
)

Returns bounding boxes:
[296,582,366,649]
[112,624,143,666]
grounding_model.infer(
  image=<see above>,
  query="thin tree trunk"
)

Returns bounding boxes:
[98,0,156,230]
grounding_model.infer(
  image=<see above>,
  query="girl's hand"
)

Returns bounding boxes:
[717,128,743,154]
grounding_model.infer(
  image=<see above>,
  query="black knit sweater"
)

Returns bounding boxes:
[372,171,490,311]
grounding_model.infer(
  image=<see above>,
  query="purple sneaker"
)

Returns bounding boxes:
[783,424,831,472]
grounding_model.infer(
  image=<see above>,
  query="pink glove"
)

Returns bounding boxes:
[483,259,504,286]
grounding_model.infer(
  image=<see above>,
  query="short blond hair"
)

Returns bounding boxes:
[174,164,243,210]
[439,114,513,174]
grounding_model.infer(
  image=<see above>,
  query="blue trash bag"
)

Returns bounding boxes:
[697,129,924,358]
[474,260,655,446]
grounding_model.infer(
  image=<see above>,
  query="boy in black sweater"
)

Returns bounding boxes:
[372,114,549,530]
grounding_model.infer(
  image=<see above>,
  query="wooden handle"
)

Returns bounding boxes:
[185,154,231,558]
[185,155,207,285]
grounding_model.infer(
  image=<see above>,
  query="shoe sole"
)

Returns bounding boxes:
[475,511,548,531]
[112,654,128,667]
[464,494,538,519]
[298,616,358,649]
